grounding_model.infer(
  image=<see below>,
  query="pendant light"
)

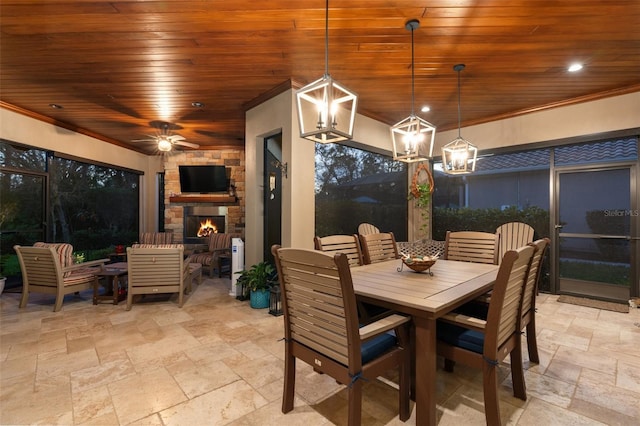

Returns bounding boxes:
[295,0,358,144]
[391,19,436,163]
[442,64,477,174]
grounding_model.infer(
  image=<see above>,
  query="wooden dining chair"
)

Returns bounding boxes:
[518,238,549,363]
[359,232,400,264]
[495,222,535,263]
[314,234,389,323]
[436,244,536,426]
[357,222,380,236]
[443,230,499,264]
[458,238,550,364]
[314,234,364,267]
[271,245,412,425]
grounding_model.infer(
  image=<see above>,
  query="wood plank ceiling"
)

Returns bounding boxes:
[2,1,639,155]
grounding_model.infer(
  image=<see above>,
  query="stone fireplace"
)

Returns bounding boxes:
[183,206,228,244]
[162,150,244,243]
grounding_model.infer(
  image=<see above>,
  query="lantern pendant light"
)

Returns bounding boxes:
[295,0,358,144]
[442,64,478,174]
[391,19,436,163]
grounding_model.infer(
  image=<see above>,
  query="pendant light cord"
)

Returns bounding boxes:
[324,0,329,76]
[456,66,462,138]
[410,27,415,116]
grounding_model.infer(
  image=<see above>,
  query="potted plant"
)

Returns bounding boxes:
[236,261,277,309]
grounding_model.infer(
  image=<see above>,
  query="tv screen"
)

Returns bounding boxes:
[179,165,228,193]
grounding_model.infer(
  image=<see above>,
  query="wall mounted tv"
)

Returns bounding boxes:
[178,165,229,193]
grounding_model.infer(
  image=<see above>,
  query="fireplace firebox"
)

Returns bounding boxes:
[183,206,228,244]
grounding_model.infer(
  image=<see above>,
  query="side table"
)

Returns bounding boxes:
[109,252,127,263]
[94,262,128,305]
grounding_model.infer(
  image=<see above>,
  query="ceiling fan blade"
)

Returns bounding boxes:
[167,135,186,142]
[174,140,200,149]
[131,138,156,143]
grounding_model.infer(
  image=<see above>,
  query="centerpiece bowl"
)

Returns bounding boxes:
[400,255,437,273]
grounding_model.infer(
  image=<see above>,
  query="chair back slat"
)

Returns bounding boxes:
[521,238,550,318]
[275,248,357,367]
[444,231,499,264]
[359,232,400,264]
[357,222,380,236]
[496,222,535,262]
[314,234,363,267]
[485,245,536,353]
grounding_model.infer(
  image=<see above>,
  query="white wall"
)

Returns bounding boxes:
[434,91,640,152]
[0,107,163,232]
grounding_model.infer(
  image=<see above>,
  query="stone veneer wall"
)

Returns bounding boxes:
[163,149,245,242]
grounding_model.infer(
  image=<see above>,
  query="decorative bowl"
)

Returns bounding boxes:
[400,256,437,273]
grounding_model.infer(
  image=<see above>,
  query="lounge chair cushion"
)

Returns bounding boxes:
[34,242,74,277]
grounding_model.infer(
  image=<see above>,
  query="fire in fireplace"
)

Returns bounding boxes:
[184,206,228,243]
[197,218,219,237]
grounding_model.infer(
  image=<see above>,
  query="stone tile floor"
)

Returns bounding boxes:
[1,277,638,425]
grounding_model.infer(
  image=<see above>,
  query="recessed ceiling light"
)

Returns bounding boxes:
[421,105,431,113]
[568,63,583,72]
[49,103,63,109]
[191,101,205,107]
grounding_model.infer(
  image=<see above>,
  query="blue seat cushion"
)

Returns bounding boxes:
[361,331,396,364]
[437,320,485,354]
[455,301,489,319]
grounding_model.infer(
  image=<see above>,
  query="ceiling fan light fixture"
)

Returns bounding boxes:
[157,137,173,152]
[391,19,436,163]
[295,0,357,143]
[442,63,477,174]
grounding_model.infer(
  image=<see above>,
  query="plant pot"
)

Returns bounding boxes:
[249,288,270,309]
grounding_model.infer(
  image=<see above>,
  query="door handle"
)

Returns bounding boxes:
[554,224,563,229]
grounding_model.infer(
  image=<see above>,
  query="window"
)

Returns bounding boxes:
[432,148,551,241]
[315,143,408,240]
[0,140,141,288]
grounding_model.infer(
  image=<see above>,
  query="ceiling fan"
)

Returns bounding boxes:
[132,121,199,152]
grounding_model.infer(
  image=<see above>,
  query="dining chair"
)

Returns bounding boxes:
[314,234,364,267]
[359,232,400,264]
[458,238,550,364]
[436,244,536,426]
[314,234,389,323]
[443,230,499,264]
[271,245,412,425]
[495,222,535,263]
[357,222,380,236]
[14,243,108,312]
[397,239,445,259]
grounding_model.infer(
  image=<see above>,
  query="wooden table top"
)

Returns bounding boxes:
[350,259,499,317]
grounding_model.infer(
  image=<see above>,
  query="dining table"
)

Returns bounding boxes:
[350,258,499,426]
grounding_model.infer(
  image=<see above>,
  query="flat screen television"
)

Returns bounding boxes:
[178,165,229,193]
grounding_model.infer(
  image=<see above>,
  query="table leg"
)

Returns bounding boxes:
[112,276,118,305]
[93,276,99,305]
[413,316,437,426]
